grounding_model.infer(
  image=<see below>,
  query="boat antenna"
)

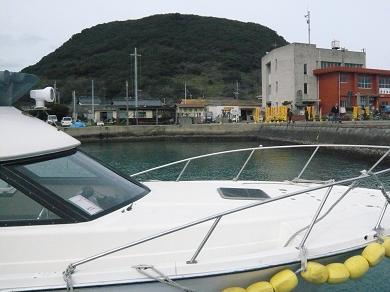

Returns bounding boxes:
[304,10,311,44]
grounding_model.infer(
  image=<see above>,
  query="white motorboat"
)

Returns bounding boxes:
[1,72,390,291]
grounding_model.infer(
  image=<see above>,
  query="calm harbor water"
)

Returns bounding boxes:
[82,140,390,292]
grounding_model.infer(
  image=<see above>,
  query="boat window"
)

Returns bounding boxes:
[0,178,60,223]
[12,151,149,217]
[218,187,270,200]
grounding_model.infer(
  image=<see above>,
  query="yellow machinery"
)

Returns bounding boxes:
[352,106,360,120]
[254,107,261,123]
[265,106,288,122]
[306,106,315,121]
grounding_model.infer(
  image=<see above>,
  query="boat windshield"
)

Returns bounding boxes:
[11,150,149,217]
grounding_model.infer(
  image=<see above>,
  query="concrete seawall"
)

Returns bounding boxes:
[64,121,390,146]
[256,122,390,146]
[65,123,262,142]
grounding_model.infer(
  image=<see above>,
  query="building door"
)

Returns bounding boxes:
[241,109,248,121]
[101,112,108,122]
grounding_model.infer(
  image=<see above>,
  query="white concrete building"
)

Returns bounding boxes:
[261,43,366,110]
[175,99,261,124]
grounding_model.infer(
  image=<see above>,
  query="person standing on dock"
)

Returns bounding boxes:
[287,108,293,124]
[331,103,339,123]
[304,107,309,122]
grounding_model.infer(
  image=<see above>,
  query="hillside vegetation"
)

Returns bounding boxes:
[22,14,287,103]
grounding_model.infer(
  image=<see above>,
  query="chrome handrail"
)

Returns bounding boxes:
[233,145,262,181]
[284,148,390,247]
[294,145,319,181]
[187,216,222,264]
[176,159,191,181]
[64,144,390,289]
[130,144,390,181]
[298,186,333,250]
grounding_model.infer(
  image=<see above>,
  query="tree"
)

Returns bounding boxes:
[48,103,70,120]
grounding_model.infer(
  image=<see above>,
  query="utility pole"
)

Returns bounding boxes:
[338,72,341,121]
[233,80,239,99]
[305,10,311,44]
[126,80,129,126]
[184,82,187,104]
[72,90,77,120]
[91,79,95,123]
[130,48,141,125]
[53,81,57,103]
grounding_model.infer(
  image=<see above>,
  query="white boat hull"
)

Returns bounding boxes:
[34,249,362,292]
[1,180,389,291]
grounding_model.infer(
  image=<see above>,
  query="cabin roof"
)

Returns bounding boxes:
[0,107,80,161]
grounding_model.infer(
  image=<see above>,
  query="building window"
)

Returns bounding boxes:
[321,61,341,68]
[266,62,271,74]
[360,96,369,106]
[276,81,278,93]
[345,63,363,68]
[304,83,308,94]
[358,75,372,88]
[379,77,390,88]
[267,84,271,96]
[304,64,307,75]
[138,111,146,118]
[340,73,348,83]
[275,59,278,71]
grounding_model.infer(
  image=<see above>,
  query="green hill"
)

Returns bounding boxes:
[22,14,287,102]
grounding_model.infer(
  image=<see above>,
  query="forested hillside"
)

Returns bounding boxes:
[22,14,287,102]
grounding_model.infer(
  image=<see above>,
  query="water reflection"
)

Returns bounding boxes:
[82,141,388,188]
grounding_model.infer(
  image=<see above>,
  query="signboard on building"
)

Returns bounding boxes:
[379,88,390,94]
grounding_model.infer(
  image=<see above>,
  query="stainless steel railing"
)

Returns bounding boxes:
[284,148,390,247]
[63,144,390,289]
[131,144,390,182]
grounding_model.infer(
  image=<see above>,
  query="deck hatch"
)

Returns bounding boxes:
[218,187,270,200]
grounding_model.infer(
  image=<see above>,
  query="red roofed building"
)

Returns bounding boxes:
[314,67,390,114]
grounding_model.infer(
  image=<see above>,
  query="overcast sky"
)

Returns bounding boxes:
[1,0,389,72]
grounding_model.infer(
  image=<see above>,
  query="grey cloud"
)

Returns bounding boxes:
[0,33,46,47]
[0,57,25,72]
[19,34,46,43]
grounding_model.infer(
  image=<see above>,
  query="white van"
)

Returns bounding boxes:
[46,115,58,125]
[61,116,72,127]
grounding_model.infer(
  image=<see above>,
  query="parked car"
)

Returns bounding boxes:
[46,115,58,125]
[60,117,72,127]
[205,112,213,123]
[96,121,104,126]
